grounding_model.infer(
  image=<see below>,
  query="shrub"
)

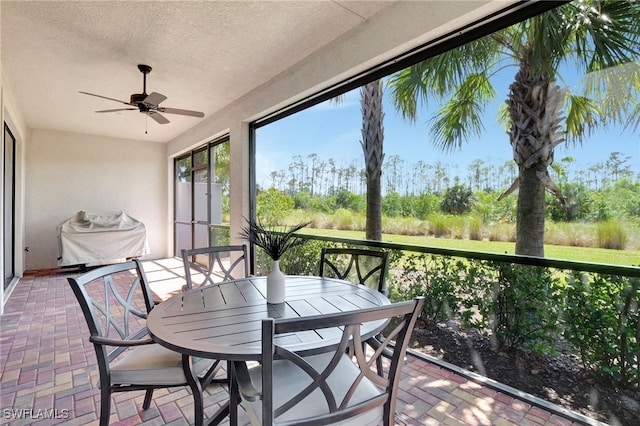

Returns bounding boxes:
[210,226,231,246]
[440,184,474,215]
[546,182,592,221]
[414,193,441,219]
[495,264,562,351]
[597,220,628,250]
[382,191,404,217]
[563,272,639,388]
[311,195,337,213]
[256,188,294,224]
[604,178,640,219]
[388,254,464,323]
[587,192,613,222]
[293,191,313,210]
[462,262,563,353]
[335,189,365,212]
[473,190,516,223]
[278,239,325,276]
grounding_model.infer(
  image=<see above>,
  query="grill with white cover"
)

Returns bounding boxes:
[57,211,149,266]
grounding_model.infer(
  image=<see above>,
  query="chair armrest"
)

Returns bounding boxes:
[232,361,261,402]
[90,335,154,347]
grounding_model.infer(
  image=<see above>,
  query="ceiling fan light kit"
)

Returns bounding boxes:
[79,64,204,127]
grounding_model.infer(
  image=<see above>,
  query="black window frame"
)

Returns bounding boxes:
[247,0,567,269]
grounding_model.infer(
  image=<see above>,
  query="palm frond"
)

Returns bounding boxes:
[386,37,504,121]
[625,102,640,132]
[428,73,495,151]
[563,0,640,72]
[564,94,600,144]
[386,0,640,156]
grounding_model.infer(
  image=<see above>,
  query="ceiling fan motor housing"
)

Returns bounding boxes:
[130,93,147,106]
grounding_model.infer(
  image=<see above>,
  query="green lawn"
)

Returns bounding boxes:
[300,227,640,266]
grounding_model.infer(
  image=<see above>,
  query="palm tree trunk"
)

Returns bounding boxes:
[515,166,546,256]
[507,51,565,257]
[360,80,384,241]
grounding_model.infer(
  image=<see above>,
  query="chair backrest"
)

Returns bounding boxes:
[319,247,389,294]
[67,260,154,364]
[181,245,248,290]
[261,297,424,426]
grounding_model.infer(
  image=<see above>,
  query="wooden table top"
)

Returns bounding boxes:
[147,275,390,361]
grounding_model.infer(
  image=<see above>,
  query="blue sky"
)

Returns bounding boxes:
[256,77,640,189]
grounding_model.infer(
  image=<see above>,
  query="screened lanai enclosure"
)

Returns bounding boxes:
[2,1,639,424]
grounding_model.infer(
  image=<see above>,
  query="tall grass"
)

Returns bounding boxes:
[426,214,467,238]
[428,214,449,237]
[486,222,516,242]
[280,209,638,253]
[469,216,483,241]
[382,216,426,236]
[597,220,628,250]
[545,222,594,247]
[333,208,359,230]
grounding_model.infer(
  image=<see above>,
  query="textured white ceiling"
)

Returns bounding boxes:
[1,1,502,143]
[2,1,399,142]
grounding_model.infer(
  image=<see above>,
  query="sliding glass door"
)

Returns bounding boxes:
[174,137,230,256]
[3,124,16,290]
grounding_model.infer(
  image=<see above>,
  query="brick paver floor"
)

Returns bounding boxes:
[1,258,603,425]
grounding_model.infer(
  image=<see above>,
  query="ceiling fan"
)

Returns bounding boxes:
[79,64,204,125]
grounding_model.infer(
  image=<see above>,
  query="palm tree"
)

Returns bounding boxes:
[360,80,385,240]
[387,0,639,256]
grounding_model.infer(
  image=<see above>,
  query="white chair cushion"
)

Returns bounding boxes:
[111,343,213,386]
[242,352,383,426]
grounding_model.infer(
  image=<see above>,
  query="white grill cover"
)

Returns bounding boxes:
[57,211,149,266]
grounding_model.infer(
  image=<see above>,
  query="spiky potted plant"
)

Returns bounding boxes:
[240,218,309,304]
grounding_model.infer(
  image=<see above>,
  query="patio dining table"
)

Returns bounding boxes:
[146,275,390,426]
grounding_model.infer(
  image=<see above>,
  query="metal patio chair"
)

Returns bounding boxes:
[320,247,392,374]
[231,297,424,426]
[319,247,389,294]
[181,244,249,290]
[67,260,221,426]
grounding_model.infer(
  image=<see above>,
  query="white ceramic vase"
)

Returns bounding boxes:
[266,260,286,304]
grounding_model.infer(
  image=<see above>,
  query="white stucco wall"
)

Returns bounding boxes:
[24,129,167,270]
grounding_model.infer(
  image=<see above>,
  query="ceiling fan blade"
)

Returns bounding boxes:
[95,108,137,113]
[143,92,167,108]
[143,110,170,124]
[158,107,205,118]
[79,91,131,105]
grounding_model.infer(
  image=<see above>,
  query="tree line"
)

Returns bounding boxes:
[263,151,637,197]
